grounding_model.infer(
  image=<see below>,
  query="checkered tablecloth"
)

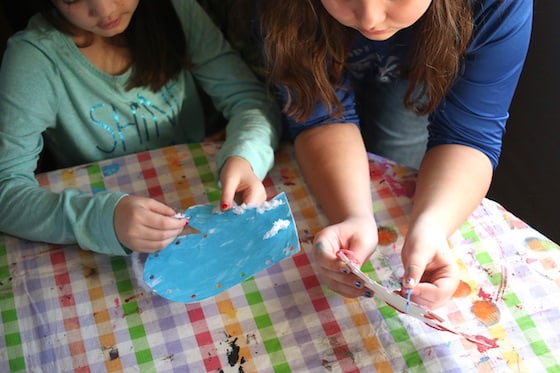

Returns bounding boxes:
[1,143,559,372]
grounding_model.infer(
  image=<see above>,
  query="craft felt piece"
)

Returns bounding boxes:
[143,193,300,303]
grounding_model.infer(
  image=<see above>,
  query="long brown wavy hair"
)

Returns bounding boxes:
[29,0,188,92]
[258,0,473,122]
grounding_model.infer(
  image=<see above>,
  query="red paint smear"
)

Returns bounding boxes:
[477,288,493,302]
[495,266,508,301]
[124,293,142,303]
[468,335,499,353]
[114,298,120,307]
[427,322,499,352]
[60,294,74,307]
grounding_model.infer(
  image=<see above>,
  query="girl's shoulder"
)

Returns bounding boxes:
[472,0,532,22]
[11,14,58,41]
[470,0,532,48]
[8,14,68,54]
[169,0,198,19]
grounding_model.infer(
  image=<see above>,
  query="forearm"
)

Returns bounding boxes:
[0,179,128,255]
[411,144,493,236]
[294,123,373,224]
[217,106,280,180]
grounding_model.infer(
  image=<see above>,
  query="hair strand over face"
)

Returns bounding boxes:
[259,0,473,121]
[33,0,188,92]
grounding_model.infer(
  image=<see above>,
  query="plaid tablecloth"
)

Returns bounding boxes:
[1,143,559,372]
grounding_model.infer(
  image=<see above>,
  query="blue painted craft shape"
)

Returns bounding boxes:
[143,193,300,303]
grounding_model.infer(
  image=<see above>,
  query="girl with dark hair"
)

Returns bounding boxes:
[0,0,280,255]
[256,0,532,309]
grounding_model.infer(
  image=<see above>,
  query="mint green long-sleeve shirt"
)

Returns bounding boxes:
[0,0,280,255]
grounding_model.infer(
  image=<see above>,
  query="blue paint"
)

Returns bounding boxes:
[477,357,490,365]
[101,163,120,176]
[143,193,300,303]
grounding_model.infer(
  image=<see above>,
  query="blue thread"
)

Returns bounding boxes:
[405,288,412,312]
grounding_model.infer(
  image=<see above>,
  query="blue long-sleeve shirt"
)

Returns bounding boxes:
[284,0,532,168]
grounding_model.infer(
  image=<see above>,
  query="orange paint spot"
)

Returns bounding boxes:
[525,237,556,251]
[541,256,557,271]
[377,226,398,245]
[453,280,472,298]
[472,300,500,326]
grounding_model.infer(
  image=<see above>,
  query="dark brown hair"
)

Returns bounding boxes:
[258,0,473,121]
[31,0,188,92]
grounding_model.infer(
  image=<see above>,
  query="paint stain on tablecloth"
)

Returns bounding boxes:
[471,300,501,326]
[377,226,398,246]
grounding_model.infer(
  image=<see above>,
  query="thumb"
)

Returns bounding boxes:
[401,256,427,290]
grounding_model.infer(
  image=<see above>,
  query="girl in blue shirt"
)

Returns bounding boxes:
[0,0,279,255]
[255,0,532,309]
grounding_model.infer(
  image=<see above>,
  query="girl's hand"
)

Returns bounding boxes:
[400,220,459,310]
[219,156,267,209]
[311,215,379,298]
[114,196,187,253]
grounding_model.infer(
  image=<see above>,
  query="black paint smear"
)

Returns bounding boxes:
[108,347,119,361]
[227,337,240,366]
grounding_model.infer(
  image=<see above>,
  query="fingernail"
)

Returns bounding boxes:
[184,220,189,227]
[406,278,415,286]
[221,203,229,210]
[364,291,372,298]
[342,267,349,274]
[354,281,362,288]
